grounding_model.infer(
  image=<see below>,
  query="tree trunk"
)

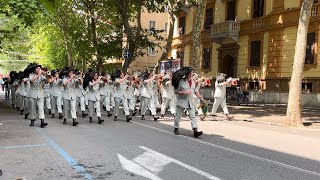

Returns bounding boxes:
[286,0,314,127]
[192,0,206,73]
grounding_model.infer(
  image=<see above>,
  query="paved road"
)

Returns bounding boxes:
[1,94,320,180]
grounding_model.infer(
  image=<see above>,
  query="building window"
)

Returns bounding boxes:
[148,47,156,56]
[202,48,211,69]
[253,0,264,18]
[164,22,168,34]
[249,82,259,90]
[149,21,156,30]
[302,82,312,93]
[250,40,261,66]
[314,0,319,4]
[227,0,236,21]
[178,16,186,35]
[305,32,316,64]
[204,8,213,29]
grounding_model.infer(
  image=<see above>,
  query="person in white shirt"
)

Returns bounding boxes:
[87,72,104,124]
[211,73,234,120]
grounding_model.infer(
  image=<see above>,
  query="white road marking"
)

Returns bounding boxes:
[131,121,320,177]
[133,150,171,173]
[117,153,163,180]
[139,146,222,180]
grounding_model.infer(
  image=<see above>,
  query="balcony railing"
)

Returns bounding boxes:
[311,5,318,16]
[211,21,240,44]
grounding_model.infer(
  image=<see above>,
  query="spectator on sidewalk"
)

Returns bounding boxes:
[211,73,234,120]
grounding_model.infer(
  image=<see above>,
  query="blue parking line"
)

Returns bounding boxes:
[0,144,45,149]
[36,128,93,180]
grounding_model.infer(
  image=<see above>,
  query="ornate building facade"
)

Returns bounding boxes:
[171,0,320,104]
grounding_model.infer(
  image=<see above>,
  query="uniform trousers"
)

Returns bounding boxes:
[161,98,176,115]
[5,87,10,100]
[140,96,156,116]
[174,105,197,129]
[211,97,229,115]
[100,94,111,111]
[114,95,129,116]
[51,95,63,114]
[76,96,86,112]
[44,95,51,111]
[30,97,45,120]
[88,100,101,117]
[63,98,77,119]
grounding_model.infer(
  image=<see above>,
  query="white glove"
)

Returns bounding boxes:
[227,77,232,83]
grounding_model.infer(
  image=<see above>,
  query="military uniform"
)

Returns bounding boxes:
[62,76,78,125]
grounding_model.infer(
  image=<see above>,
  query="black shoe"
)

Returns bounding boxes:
[126,115,132,122]
[59,113,63,119]
[161,114,164,119]
[98,117,104,124]
[107,111,113,117]
[154,116,159,121]
[174,128,180,135]
[30,119,35,126]
[73,119,78,126]
[82,111,88,118]
[132,110,137,116]
[51,113,55,118]
[114,116,117,121]
[63,119,67,124]
[89,117,93,123]
[40,119,48,128]
[193,128,203,138]
[20,110,24,115]
[25,113,29,119]
[48,109,51,115]
[141,115,145,120]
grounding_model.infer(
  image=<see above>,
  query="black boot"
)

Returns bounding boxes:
[141,115,145,120]
[114,116,117,121]
[63,119,67,124]
[82,111,88,118]
[160,114,164,119]
[153,115,159,121]
[132,109,137,116]
[193,128,203,138]
[51,113,55,118]
[25,113,29,119]
[89,117,93,123]
[58,113,63,119]
[174,128,180,135]
[20,110,24,115]
[48,109,51,115]
[98,117,104,124]
[107,111,113,117]
[40,119,48,128]
[73,119,78,126]
[126,115,132,122]
[30,119,35,126]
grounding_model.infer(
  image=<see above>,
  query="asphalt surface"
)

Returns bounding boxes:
[1,93,320,180]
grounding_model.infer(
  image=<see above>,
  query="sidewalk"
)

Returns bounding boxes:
[209,103,320,130]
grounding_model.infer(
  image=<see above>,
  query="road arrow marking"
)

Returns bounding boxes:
[118,146,222,180]
[139,146,222,180]
[117,154,162,180]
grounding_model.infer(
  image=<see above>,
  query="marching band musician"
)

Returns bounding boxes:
[172,67,205,138]
[62,67,79,126]
[99,73,113,117]
[50,69,63,119]
[74,70,88,118]
[210,73,234,120]
[27,63,49,127]
[111,70,132,122]
[139,71,159,121]
[160,73,176,119]
[20,72,31,119]
[43,68,52,115]
[87,72,104,124]
[125,75,137,116]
